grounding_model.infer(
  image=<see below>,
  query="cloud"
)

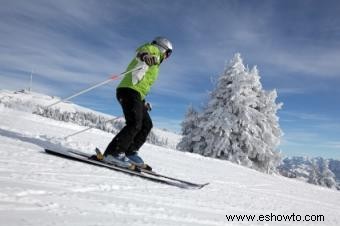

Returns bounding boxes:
[260,48,340,78]
[1,0,339,103]
[0,0,142,101]
[282,131,321,143]
[323,142,340,150]
[280,111,331,122]
[276,88,306,95]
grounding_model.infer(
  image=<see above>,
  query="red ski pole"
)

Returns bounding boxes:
[46,66,143,108]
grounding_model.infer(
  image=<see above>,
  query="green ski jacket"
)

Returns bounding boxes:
[118,43,163,100]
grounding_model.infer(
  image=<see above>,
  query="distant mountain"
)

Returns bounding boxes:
[278,156,340,190]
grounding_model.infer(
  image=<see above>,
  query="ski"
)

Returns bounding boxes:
[45,148,208,189]
[68,148,209,189]
[140,169,209,189]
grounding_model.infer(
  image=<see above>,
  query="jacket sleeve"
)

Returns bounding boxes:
[131,59,148,85]
[136,44,161,64]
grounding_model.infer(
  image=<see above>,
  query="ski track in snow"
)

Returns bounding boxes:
[0,106,340,226]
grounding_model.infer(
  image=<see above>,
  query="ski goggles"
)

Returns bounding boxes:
[156,44,172,59]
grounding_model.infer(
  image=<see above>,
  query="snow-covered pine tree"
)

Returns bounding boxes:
[319,159,337,189]
[177,105,199,152]
[179,53,283,173]
[279,157,339,189]
[308,159,320,185]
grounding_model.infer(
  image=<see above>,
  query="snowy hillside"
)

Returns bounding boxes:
[0,89,103,114]
[1,104,340,225]
[0,89,181,149]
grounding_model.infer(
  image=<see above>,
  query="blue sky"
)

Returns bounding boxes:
[0,0,339,159]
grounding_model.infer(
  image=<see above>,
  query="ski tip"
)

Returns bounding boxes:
[181,182,209,190]
[200,182,210,188]
[193,182,210,189]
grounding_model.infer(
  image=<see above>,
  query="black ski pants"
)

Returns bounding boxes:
[104,88,153,156]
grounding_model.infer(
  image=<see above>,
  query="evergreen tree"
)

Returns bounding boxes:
[177,105,199,152]
[179,53,283,172]
[308,159,319,185]
[319,159,337,189]
[279,157,339,189]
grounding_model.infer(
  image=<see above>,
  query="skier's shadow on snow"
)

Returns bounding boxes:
[0,128,68,152]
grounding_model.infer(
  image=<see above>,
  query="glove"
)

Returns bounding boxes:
[142,54,158,66]
[144,101,152,112]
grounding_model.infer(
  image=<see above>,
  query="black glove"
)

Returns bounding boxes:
[142,54,158,66]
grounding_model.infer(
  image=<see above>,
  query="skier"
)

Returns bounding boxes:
[102,37,173,169]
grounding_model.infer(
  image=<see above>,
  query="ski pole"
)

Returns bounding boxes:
[47,66,143,108]
[64,116,123,139]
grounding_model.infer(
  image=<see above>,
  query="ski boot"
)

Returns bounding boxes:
[95,148,137,171]
[126,152,152,171]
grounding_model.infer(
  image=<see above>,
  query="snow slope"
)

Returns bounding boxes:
[0,89,181,148]
[0,106,340,226]
[0,89,107,114]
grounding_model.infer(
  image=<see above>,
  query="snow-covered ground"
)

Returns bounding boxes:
[1,106,340,226]
[0,89,106,114]
[0,89,181,149]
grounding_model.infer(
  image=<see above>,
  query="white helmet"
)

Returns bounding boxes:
[151,36,173,59]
